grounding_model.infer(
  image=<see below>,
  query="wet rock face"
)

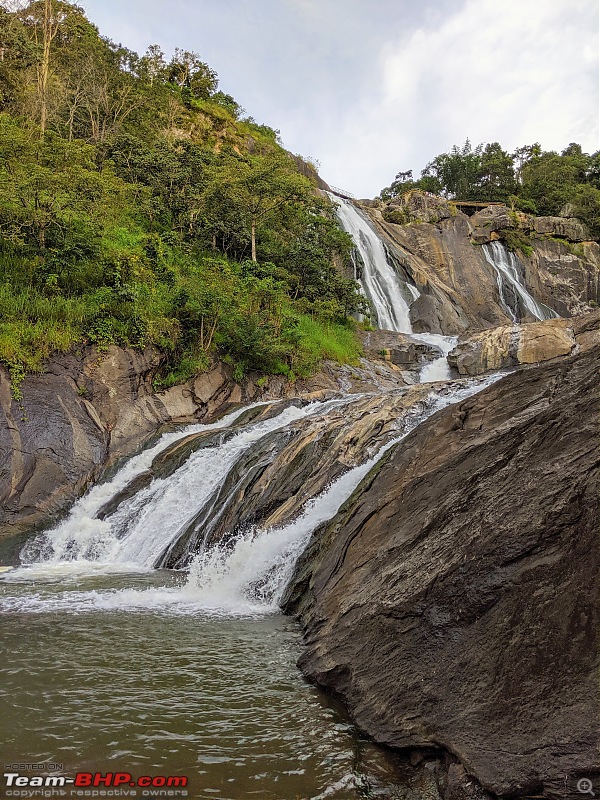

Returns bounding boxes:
[143,387,437,568]
[374,212,514,332]
[525,239,600,315]
[0,362,109,533]
[367,202,600,328]
[284,348,600,798]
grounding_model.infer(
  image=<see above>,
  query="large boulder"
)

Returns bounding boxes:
[447,313,600,376]
[469,204,515,244]
[360,329,440,366]
[284,347,600,798]
[448,318,577,375]
[385,191,454,225]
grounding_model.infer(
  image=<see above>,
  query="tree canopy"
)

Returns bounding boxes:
[0,0,365,389]
[379,139,600,237]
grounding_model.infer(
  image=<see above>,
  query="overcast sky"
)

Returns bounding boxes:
[79,0,598,198]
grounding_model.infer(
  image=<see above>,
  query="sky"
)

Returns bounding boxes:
[79,0,599,198]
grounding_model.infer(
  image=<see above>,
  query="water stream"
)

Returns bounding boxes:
[483,241,559,322]
[328,194,417,333]
[1,195,513,798]
[329,194,459,382]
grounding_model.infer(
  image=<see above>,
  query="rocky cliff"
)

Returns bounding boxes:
[361,194,600,333]
[283,347,600,798]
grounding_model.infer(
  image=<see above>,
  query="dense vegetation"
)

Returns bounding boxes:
[380,139,600,238]
[0,0,365,390]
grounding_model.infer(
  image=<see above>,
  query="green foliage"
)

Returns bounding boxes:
[500,230,533,258]
[380,139,600,240]
[0,1,364,389]
[508,194,538,214]
[282,316,362,377]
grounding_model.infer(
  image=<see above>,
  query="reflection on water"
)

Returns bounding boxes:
[1,571,412,800]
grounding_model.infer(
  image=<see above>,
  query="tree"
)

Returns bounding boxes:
[478,142,516,201]
[167,48,217,101]
[18,0,73,133]
[421,139,484,199]
[205,149,312,262]
[379,169,417,201]
[139,44,165,86]
[512,143,542,185]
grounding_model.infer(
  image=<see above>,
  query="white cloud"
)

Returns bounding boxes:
[313,0,598,195]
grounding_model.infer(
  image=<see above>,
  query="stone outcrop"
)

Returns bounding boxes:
[385,192,454,225]
[374,212,514,331]
[448,311,600,375]
[524,238,600,316]
[360,330,440,367]
[283,347,600,798]
[531,216,590,241]
[469,205,515,244]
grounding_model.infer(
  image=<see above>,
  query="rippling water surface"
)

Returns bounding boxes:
[1,571,411,800]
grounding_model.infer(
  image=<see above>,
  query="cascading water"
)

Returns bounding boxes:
[1,372,503,797]
[329,193,459,381]
[2,375,499,614]
[1,193,512,797]
[412,333,458,382]
[328,193,417,333]
[17,398,353,576]
[483,240,559,322]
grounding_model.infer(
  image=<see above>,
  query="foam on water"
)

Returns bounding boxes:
[13,398,353,579]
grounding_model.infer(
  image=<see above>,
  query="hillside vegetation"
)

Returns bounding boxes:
[0,0,365,391]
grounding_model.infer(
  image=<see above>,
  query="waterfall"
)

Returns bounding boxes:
[329,194,460,382]
[17,398,351,576]
[328,193,418,333]
[3,375,501,616]
[483,241,559,322]
[412,333,458,382]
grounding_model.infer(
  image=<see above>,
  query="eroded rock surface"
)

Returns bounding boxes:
[367,198,600,328]
[448,311,600,375]
[284,348,600,798]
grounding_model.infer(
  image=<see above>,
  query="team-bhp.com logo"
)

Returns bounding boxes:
[4,772,188,792]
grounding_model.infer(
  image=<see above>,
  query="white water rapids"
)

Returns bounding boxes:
[1,377,499,616]
[1,199,526,616]
[15,398,352,577]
